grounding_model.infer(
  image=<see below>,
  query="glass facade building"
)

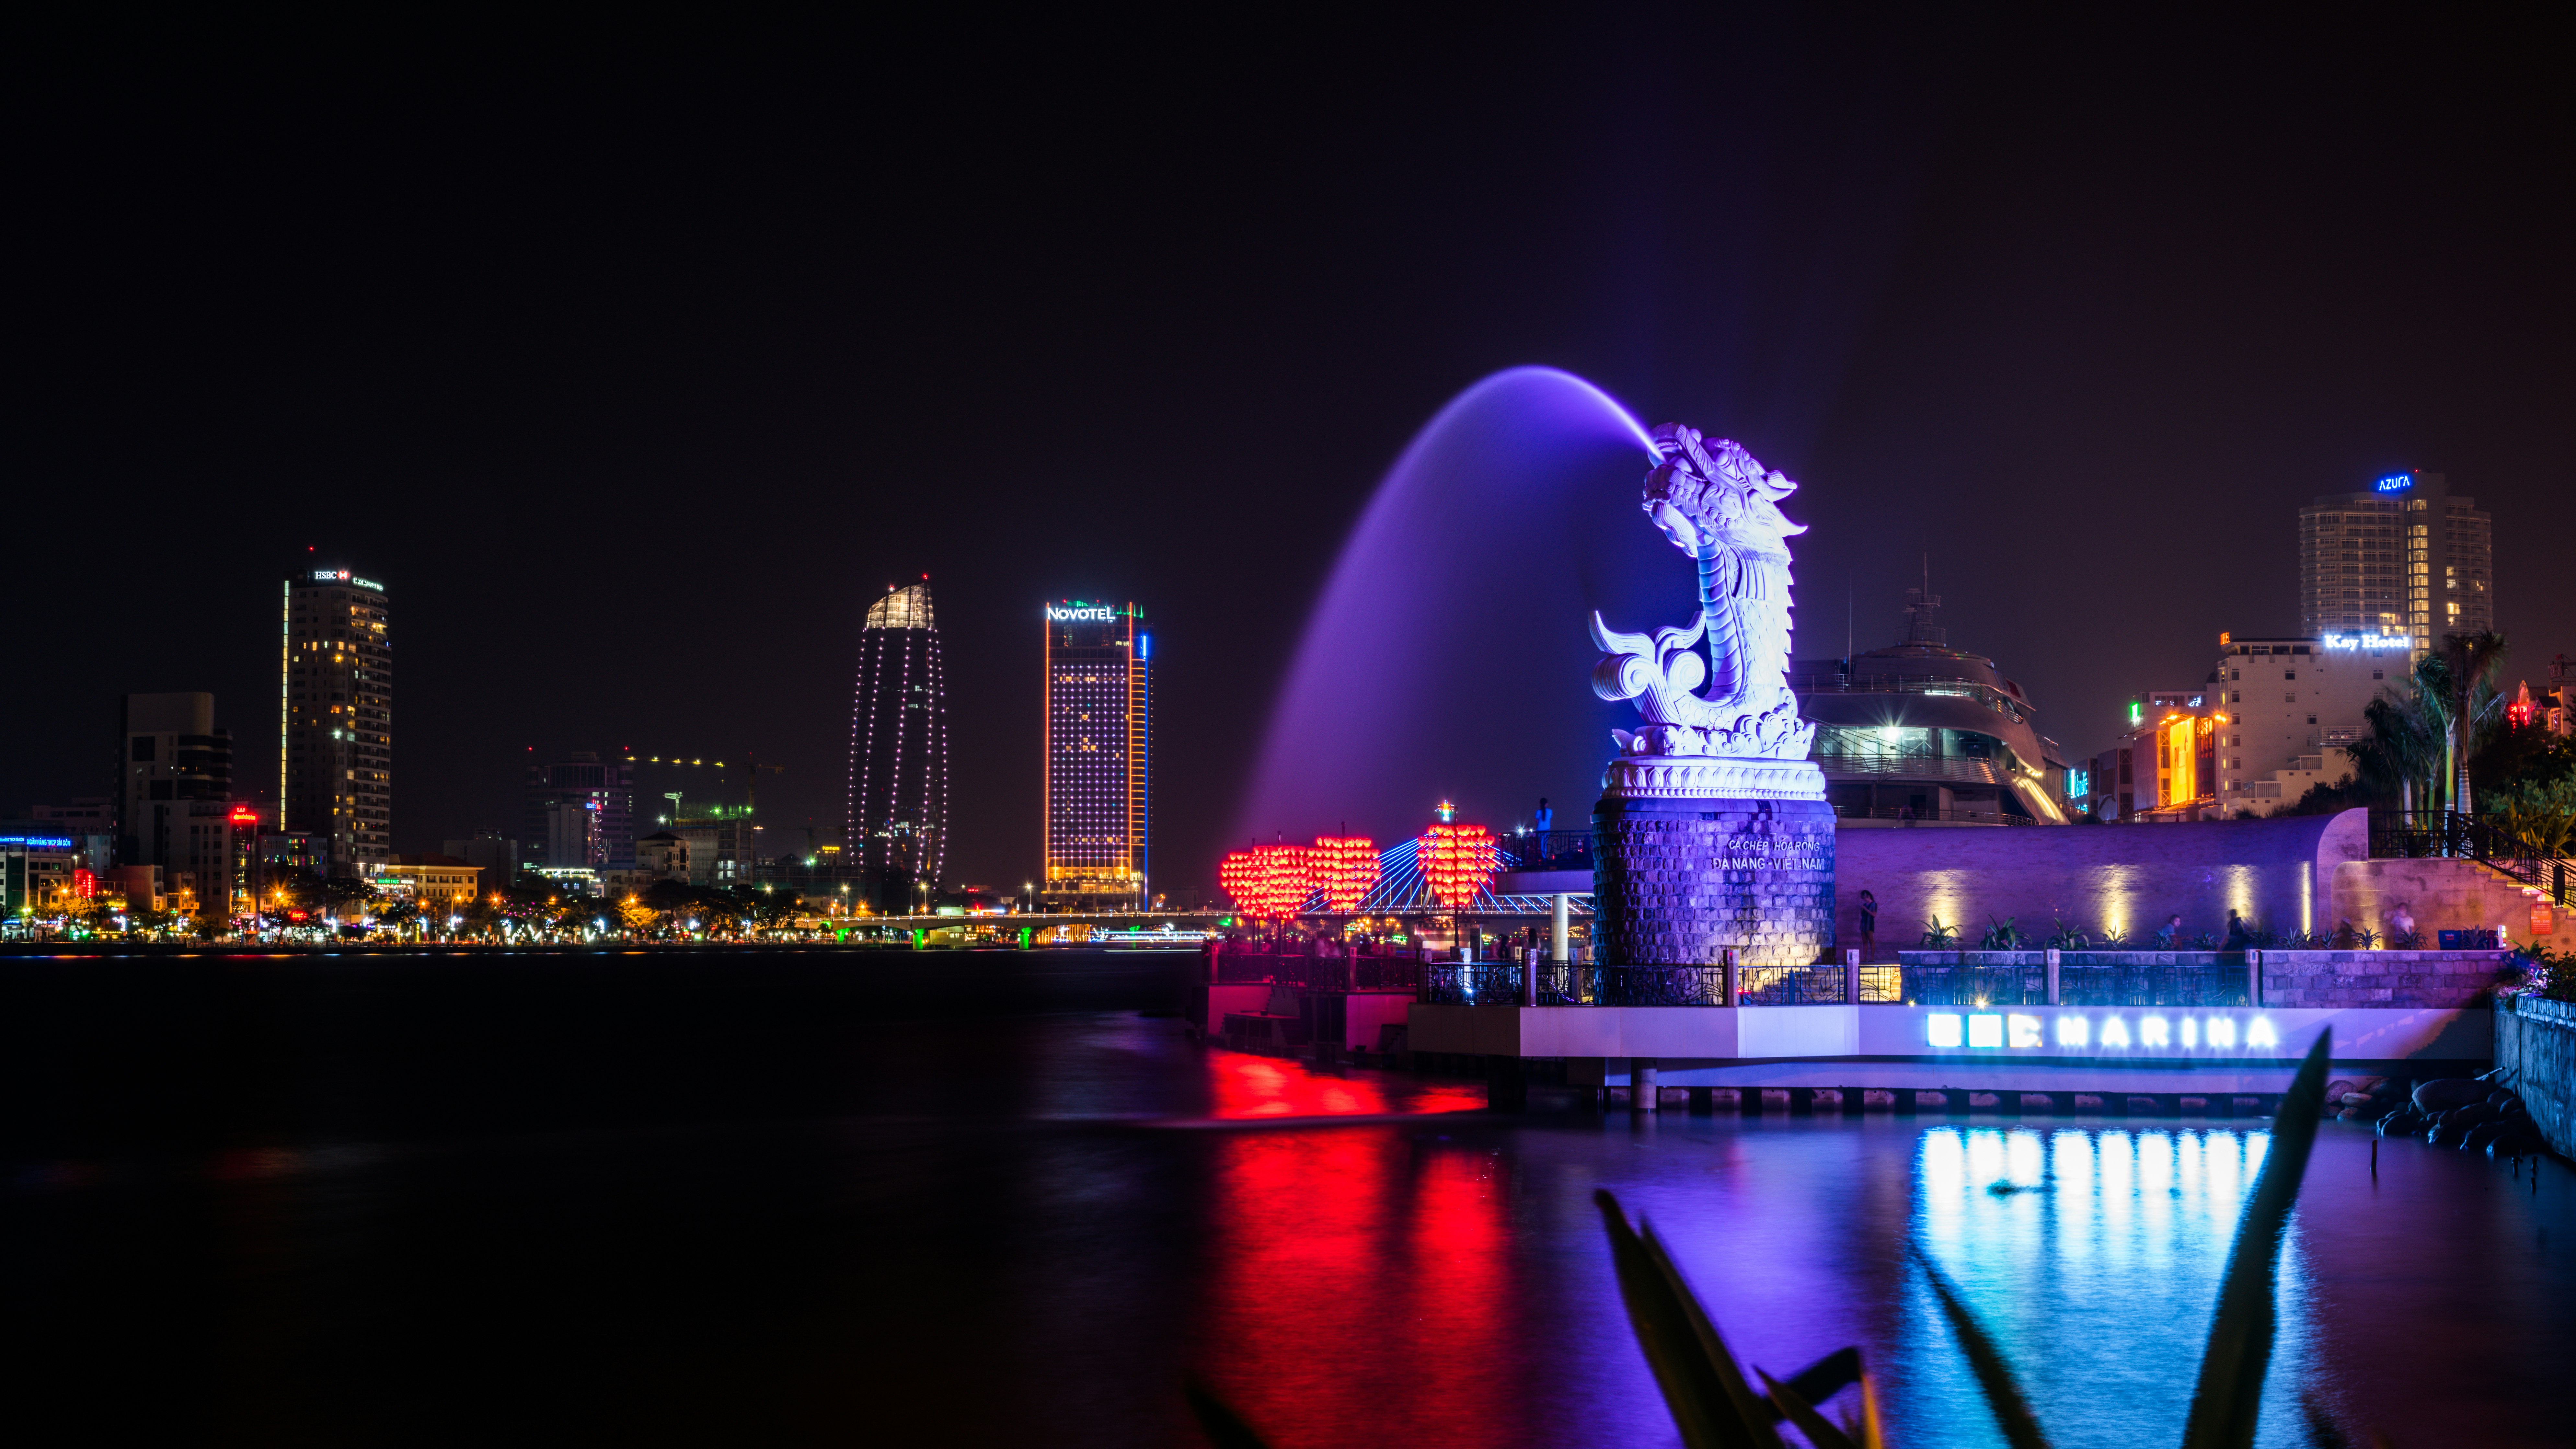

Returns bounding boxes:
[2298,471,2491,651]
[281,568,393,874]
[846,583,948,888]
[1041,601,1150,908]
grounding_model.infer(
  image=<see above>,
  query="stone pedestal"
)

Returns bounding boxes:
[1591,755,1835,967]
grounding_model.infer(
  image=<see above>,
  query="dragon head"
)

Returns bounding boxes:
[1640,424,1806,559]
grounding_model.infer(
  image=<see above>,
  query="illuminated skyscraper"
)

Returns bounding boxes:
[281,567,393,874]
[846,582,948,888]
[2298,470,2492,650]
[1041,600,1150,908]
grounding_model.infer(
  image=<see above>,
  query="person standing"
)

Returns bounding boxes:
[1857,889,1879,963]
[2224,909,2254,951]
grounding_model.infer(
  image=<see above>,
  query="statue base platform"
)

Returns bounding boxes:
[1592,757,1835,968]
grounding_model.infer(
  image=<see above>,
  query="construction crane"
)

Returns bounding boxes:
[625,752,787,816]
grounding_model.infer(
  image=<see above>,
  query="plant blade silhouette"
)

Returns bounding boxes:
[1183,1374,1273,1449]
[2179,1027,2334,1449]
[1594,1188,1784,1448]
[1911,1246,2053,1449]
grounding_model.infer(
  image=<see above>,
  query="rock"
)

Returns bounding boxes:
[2427,1121,2466,1147]
[2338,1092,2375,1106]
[2414,1079,2492,1111]
[2463,1120,2507,1150]
[2487,1089,2520,1108]
[2326,1079,2357,1102]
[2337,1107,2361,1120]
[2442,1102,2501,1130]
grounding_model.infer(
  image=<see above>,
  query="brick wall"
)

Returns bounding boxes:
[1593,796,1834,967]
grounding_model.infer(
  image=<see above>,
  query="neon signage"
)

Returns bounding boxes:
[2373,473,2413,493]
[309,569,385,590]
[2321,633,2407,650]
[1926,1011,2281,1053]
[1045,604,1119,622]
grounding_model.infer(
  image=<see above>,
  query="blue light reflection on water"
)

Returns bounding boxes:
[1909,1125,2301,1448]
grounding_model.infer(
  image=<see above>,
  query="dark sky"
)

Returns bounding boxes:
[7,10,2570,896]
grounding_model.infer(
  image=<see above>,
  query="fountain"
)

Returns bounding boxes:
[1588,425,1834,967]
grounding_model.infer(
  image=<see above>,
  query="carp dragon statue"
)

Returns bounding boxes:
[1591,424,1816,772]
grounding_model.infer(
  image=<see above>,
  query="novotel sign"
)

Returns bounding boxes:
[1045,605,1120,622]
[311,569,386,591]
[2373,473,2414,494]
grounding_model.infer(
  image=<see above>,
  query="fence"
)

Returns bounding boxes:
[1213,949,1421,991]
[2371,810,2574,903]
[1900,961,2252,1008]
[1416,962,1900,1006]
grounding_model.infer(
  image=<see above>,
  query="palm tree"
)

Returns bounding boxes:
[2438,630,2509,813]
[2352,654,2450,816]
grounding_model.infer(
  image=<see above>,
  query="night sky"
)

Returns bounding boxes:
[8,11,2570,897]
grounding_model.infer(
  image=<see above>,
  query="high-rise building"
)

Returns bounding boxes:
[117,692,231,857]
[282,567,393,874]
[115,692,250,907]
[2298,471,2492,651]
[846,582,948,888]
[522,752,635,870]
[1040,599,1150,908]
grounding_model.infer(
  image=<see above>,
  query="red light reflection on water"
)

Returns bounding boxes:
[1205,1052,1485,1120]
[1194,1054,1513,1444]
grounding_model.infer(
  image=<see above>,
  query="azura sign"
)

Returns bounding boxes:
[1045,604,1119,622]
[2373,473,2414,494]
[1927,1010,2279,1054]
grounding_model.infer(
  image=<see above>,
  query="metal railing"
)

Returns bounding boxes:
[2371,811,2574,903]
[1213,950,1422,990]
[1416,962,1898,1006]
[1810,755,2011,784]
[1787,672,2030,724]
[1901,963,2252,1008]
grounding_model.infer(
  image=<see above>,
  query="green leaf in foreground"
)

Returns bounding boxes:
[1911,1245,2053,1449]
[1593,1188,1785,1449]
[2179,1025,2335,1449]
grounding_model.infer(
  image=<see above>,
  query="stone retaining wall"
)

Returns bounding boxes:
[2497,996,2576,1158]
[1895,949,2510,1008]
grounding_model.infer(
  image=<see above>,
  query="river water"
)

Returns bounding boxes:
[4,948,2567,1445]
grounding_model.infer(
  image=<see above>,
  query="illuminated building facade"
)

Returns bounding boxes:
[846,582,948,890]
[1041,600,1150,908]
[2298,471,2491,650]
[282,568,393,873]
[2209,632,2408,815]
[1789,588,2072,826]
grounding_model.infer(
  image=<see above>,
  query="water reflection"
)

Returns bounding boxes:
[1179,1044,2562,1447]
[1205,1053,1485,1120]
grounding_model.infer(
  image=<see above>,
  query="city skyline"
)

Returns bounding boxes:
[6,15,2571,894]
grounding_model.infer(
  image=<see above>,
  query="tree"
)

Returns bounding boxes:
[2437,630,2509,813]
[2349,663,2445,813]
